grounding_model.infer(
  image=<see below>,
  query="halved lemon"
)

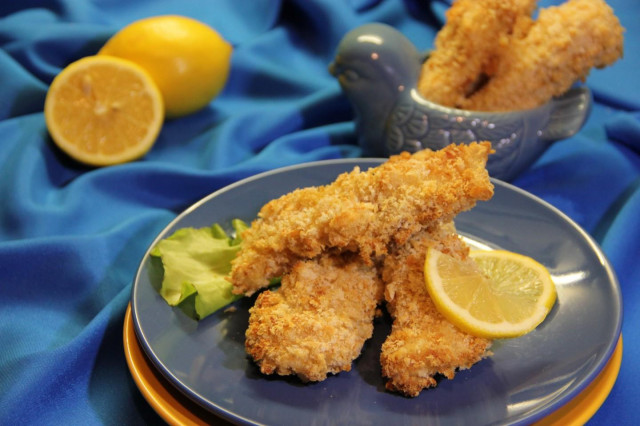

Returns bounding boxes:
[44,55,164,166]
[424,248,557,339]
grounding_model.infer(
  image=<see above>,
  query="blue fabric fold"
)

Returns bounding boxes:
[0,0,638,425]
[606,111,640,153]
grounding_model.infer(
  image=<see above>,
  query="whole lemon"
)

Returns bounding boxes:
[99,15,232,118]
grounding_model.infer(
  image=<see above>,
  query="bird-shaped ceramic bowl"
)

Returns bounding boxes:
[329,23,592,181]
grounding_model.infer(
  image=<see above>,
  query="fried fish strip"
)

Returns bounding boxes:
[230,142,493,296]
[381,225,492,397]
[244,254,383,382]
[417,0,537,108]
[462,0,624,111]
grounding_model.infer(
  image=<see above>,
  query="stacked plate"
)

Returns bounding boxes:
[126,160,622,425]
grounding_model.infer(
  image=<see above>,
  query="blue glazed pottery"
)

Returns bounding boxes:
[330,23,592,181]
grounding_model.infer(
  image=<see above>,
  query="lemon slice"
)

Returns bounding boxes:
[44,55,164,166]
[424,248,557,339]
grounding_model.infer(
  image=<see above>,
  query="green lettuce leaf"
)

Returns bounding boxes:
[150,219,249,320]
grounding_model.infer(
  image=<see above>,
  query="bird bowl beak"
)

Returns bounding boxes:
[328,61,337,76]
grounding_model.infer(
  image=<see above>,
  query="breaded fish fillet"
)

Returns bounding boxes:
[381,225,492,397]
[230,142,494,296]
[417,0,537,108]
[463,0,624,111]
[244,254,383,382]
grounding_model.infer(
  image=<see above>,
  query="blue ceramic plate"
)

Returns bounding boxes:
[131,159,622,426]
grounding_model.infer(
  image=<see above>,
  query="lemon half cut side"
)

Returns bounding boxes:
[424,248,557,339]
[44,55,164,167]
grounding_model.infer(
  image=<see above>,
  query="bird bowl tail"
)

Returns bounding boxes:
[540,86,592,142]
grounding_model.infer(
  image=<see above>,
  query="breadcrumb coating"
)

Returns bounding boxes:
[418,0,624,111]
[381,225,493,397]
[417,0,537,108]
[230,142,494,296]
[244,254,383,382]
[463,0,624,111]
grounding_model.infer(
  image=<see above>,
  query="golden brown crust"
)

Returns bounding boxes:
[463,0,625,111]
[418,0,624,111]
[244,254,383,382]
[418,0,537,108]
[230,142,494,296]
[380,226,492,397]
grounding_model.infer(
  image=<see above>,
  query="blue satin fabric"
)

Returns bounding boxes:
[1,0,638,424]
